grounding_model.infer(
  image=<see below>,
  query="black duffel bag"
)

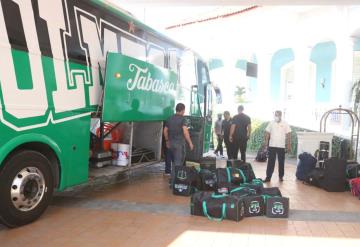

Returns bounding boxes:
[240,179,264,195]
[229,186,257,198]
[199,169,217,191]
[191,191,213,216]
[261,187,282,197]
[216,167,247,194]
[305,167,324,187]
[227,160,256,182]
[243,195,265,217]
[191,192,245,222]
[265,197,289,218]
[173,166,200,196]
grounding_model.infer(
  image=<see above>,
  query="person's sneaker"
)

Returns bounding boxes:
[279,177,284,182]
[164,172,171,176]
[262,177,271,183]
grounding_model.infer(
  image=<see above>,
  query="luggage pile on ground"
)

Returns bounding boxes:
[172,158,289,221]
[301,156,347,192]
[297,153,360,195]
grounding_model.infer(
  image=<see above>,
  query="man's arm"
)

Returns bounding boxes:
[247,124,252,139]
[229,124,236,143]
[183,126,194,150]
[264,122,271,147]
[163,126,170,148]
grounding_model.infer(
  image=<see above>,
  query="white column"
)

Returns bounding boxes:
[334,37,354,109]
[256,52,273,120]
[292,46,315,129]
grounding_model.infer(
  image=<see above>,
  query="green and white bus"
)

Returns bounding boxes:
[0,0,219,227]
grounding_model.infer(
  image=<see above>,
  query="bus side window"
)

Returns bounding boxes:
[148,45,165,68]
[120,37,146,61]
[168,49,178,73]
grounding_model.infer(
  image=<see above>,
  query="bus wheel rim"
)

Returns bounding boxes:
[10,167,46,212]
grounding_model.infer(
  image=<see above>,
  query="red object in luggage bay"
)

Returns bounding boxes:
[96,123,124,151]
[350,177,360,199]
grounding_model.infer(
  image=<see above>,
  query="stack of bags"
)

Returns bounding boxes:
[172,159,289,222]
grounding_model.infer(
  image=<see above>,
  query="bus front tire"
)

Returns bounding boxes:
[0,150,54,228]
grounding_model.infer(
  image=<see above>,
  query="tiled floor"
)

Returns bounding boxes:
[1,157,360,246]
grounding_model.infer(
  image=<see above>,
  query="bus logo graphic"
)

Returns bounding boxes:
[271,202,284,215]
[249,201,261,214]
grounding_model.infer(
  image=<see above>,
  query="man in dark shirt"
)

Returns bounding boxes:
[164,103,194,185]
[229,105,251,161]
[222,111,233,158]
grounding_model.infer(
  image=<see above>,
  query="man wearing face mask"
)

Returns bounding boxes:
[263,110,291,182]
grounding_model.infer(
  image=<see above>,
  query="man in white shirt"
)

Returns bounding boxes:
[263,111,291,182]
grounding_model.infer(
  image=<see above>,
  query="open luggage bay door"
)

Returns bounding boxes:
[102,52,177,122]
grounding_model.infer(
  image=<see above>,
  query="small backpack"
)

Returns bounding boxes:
[296,152,317,181]
[255,145,268,162]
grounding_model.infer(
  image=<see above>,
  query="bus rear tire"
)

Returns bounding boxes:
[0,150,54,228]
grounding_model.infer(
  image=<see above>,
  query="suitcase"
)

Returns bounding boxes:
[346,163,360,179]
[320,158,346,192]
[243,195,265,217]
[227,160,256,182]
[173,166,200,196]
[191,192,245,222]
[199,169,217,191]
[266,197,289,218]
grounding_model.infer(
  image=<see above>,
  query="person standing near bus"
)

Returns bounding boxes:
[214,113,223,157]
[229,105,251,161]
[222,111,233,158]
[164,103,194,185]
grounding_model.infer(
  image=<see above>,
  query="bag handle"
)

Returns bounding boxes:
[230,187,256,195]
[251,179,263,185]
[226,167,247,183]
[202,201,226,221]
[261,194,280,203]
[211,193,227,198]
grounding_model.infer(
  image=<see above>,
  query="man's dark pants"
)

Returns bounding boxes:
[231,138,248,162]
[215,134,223,155]
[170,140,186,186]
[164,146,174,174]
[266,147,285,179]
[224,139,232,158]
